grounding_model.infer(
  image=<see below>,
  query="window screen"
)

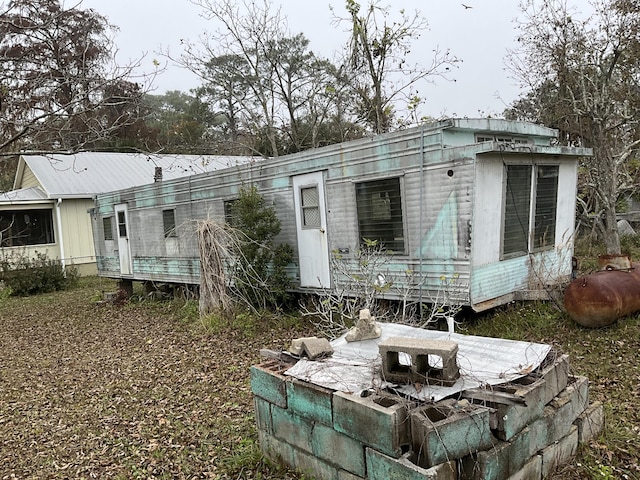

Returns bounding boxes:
[163,209,177,238]
[103,217,114,241]
[533,166,558,248]
[355,177,404,252]
[0,209,55,247]
[300,186,320,228]
[502,164,559,257]
[503,165,532,256]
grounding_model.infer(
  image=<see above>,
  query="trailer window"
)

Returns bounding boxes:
[224,200,238,226]
[117,211,127,237]
[103,217,114,241]
[355,177,404,252]
[163,209,177,238]
[300,186,320,228]
[0,209,55,247]
[503,164,558,257]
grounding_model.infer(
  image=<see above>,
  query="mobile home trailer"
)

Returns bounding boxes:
[91,119,590,311]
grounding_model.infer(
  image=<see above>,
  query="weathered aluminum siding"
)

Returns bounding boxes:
[469,153,578,308]
[93,126,475,299]
[92,122,585,309]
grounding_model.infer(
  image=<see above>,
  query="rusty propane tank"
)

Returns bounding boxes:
[564,261,640,327]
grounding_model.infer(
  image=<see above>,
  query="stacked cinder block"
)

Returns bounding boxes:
[251,352,603,480]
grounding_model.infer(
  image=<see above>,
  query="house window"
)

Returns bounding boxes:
[103,217,114,241]
[300,186,320,228]
[503,164,559,257]
[355,177,404,252]
[0,209,55,247]
[162,209,177,238]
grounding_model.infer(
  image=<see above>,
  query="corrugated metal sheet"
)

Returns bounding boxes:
[18,152,256,199]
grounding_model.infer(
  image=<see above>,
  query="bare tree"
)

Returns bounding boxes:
[177,0,362,157]
[335,0,460,133]
[0,0,152,158]
[505,0,640,253]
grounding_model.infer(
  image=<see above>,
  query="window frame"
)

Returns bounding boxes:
[0,208,55,247]
[162,208,177,238]
[103,216,114,241]
[501,162,559,259]
[354,176,405,254]
[299,185,321,229]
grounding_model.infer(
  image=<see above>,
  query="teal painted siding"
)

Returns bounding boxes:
[91,120,588,310]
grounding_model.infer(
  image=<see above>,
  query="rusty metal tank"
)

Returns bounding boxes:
[564,260,640,327]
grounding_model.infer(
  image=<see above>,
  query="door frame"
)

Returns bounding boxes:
[292,171,330,288]
[114,203,133,276]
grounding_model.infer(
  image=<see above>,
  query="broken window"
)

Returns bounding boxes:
[355,177,404,252]
[0,209,55,247]
[503,164,559,257]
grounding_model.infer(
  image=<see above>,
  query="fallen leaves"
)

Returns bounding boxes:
[0,281,309,479]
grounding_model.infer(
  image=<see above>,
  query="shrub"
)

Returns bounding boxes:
[0,251,78,296]
[227,185,294,311]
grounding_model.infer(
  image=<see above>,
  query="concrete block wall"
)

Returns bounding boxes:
[251,354,602,480]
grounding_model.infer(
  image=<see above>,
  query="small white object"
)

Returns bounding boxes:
[446,316,455,333]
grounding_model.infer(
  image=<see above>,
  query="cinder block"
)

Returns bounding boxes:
[312,423,366,477]
[258,430,295,467]
[293,446,340,480]
[460,427,532,480]
[534,354,570,406]
[271,405,313,453]
[527,409,553,455]
[366,448,457,480]
[286,377,333,426]
[574,401,604,444]
[379,337,460,386]
[411,401,495,468]
[550,376,589,412]
[463,375,547,441]
[338,470,365,480]
[506,454,542,480]
[254,397,273,434]
[333,390,413,458]
[548,376,589,443]
[527,376,590,454]
[250,360,288,408]
[541,425,578,479]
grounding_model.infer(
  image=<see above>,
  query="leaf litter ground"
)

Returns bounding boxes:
[0,277,638,479]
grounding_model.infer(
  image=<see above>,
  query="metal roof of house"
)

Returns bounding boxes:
[13,152,256,199]
[0,186,51,204]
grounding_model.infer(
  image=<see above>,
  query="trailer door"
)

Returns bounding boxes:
[115,203,132,276]
[293,172,330,288]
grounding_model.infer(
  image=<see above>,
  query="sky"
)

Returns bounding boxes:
[77,1,550,119]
